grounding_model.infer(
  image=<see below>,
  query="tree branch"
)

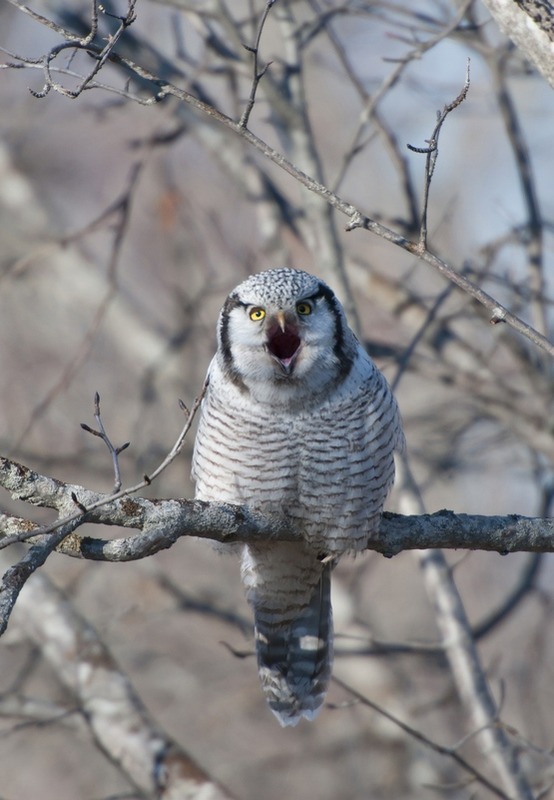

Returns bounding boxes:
[238,0,275,129]
[1,457,554,560]
[407,59,471,251]
[0,519,82,637]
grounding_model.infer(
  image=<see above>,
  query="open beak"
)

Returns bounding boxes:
[266,312,301,375]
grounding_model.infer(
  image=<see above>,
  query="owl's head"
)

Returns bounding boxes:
[216,268,356,404]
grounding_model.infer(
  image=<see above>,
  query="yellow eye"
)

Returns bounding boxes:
[249,307,266,321]
[296,302,312,316]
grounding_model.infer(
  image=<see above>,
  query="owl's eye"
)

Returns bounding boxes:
[296,302,312,316]
[249,307,266,321]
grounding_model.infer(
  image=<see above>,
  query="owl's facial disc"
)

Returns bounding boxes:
[266,314,301,375]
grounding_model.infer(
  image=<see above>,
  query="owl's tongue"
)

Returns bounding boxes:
[267,327,301,371]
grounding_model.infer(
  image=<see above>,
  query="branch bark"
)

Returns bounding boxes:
[1,456,554,559]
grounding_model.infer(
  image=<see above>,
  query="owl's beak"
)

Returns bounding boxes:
[266,312,301,375]
[275,310,287,332]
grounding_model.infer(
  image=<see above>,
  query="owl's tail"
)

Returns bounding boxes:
[242,544,333,727]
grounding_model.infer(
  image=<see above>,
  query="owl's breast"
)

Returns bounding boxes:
[192,388,300,509]
[192,359,399,554]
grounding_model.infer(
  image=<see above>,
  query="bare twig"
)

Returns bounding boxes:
[407,59,471,251]
[0,380,207,554]
[6,0,100,46]
[309,0,473,231]
[0,50,164,105]
[80,392,130,493]
[28,0,137,100]
[0,379,207,656]
[239,0,277,129]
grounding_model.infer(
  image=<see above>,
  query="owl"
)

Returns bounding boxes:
[192,268,403,726]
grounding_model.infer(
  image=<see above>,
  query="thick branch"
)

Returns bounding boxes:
[1,458,554,559]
